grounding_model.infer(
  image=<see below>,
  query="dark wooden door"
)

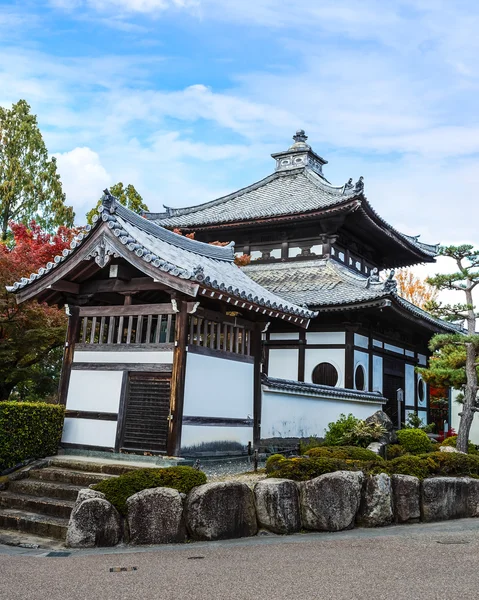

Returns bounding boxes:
[383,357,405,427]
[120,372,171,454]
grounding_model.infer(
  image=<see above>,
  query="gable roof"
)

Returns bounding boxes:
[7,192,317,326]
[243,258,461,334]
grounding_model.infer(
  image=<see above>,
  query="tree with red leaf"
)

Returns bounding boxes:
[0,221,77,401]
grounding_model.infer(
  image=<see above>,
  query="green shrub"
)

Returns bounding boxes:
[93,466,207,514]
[397,428,431,454]
[386,444,406,459]
[324,414,360,446]
[429,442,440,453]
[299,437,324,454]
[266,456,363,481]
[440,435,477,455]
[340,420,386,448]
[307,446,382,462]
[0,401,65,472]
[265,454,286,474]
[424,452,479,477]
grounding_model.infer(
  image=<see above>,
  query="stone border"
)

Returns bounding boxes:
[65,472,479,548]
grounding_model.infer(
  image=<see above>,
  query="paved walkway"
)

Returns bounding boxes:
[2,519,479,599]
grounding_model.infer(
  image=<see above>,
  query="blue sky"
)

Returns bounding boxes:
[1,0,479,253]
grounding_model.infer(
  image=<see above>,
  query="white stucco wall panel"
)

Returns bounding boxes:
[62,418,118,448]
[181,425,253,448]
[183,352,254,419]
[304,348,345,387]
[269,333,300,340]
[73,351,174,364]
[354,350,369,391]
[268,349,299,381]
[66,370,123,413]
[306,331,345,345]
[262,390,383,438]
[372,355,383,393]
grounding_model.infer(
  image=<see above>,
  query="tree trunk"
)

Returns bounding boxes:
[456,345,478,453]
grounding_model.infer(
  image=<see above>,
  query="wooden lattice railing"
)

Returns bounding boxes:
[188,312,253,357]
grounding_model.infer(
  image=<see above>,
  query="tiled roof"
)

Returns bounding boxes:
[262,375,387,404]
[7,192,317,322]
[243,258,461,333]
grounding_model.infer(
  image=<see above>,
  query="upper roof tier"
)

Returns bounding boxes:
[145,131,439,267]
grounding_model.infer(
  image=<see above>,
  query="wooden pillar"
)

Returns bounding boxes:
[57,305,81,406]
[298,330,306,382]
[167,299,188,457]
[252,324,263,449]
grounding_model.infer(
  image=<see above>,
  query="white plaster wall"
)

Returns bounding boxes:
[354,350,369,391]
[66,370,123,413]
[405,363,415,406]
[181,425,253,448]
[304,348,345,387]
[268,348,299,381]
[183,352,254,418]
[62,418,118,448]
[262,390,383,438]
[73,351,174,364]
[306,331,345,344]
[372,355,383,393]
[269,332,299,340]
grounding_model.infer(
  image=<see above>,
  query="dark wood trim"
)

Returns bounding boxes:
[168,299,188,456]
[65,410,118,421]
[344,329,354,389]
[80,276,168,295]
[71,363,173,372]
[194,306,254,330]
[79,303,174,317]
[61,442,115,452]
[115,371,129,452]
[58,306,81,406]
[182,416,254,427]
[298,330,306,382]
[75,343,174,352]
[252,324,262,449]
[187,344,254,364]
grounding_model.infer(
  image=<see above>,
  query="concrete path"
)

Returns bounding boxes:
[2,519,479,599]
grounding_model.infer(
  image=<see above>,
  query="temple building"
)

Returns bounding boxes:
[145,131,459,437]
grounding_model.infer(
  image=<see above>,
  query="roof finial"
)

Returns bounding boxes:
[293,129,308,144]
[102,188,117,214]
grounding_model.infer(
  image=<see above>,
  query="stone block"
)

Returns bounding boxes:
[299,471,363,532]
[391,475,420,523]
[421,477,477,522]
[357,473,392,527]
[254,478,301,534]
[185,482,258,541]
[126,487,187,545]
[66,498,122,548]
[73,488,105,510]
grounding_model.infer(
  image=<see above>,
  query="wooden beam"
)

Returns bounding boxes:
[167,299,188,457]
[48,280,80,294]
[80,277,169,296]
[57,305,81,406]
[252,323,263,449]
[72,363,173,372]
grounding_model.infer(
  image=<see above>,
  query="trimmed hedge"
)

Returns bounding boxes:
[93,466,207,515]
[306,446,382,462]
[396,428,431,454]
[440,435,478,455]
[0,401,65,472]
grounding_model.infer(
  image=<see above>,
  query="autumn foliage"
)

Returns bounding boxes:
[396,268,438,309]
[172,228,251,266]
[0,221,77,400]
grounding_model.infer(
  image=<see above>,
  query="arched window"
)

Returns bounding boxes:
[355,364,366,391]
[312,363,339,387]
[418,378,425,403]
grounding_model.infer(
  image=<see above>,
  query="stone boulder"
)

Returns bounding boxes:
[126,487,187,545]
[185,482,258,541]
[421,477,479,522]
[66,497,122,548]
[391,475,420,523]
[365,410,397,444]
[299,471,363,532]
[254,478,301,535]
[73,488,105,510]
[439,446,461,453]
[357,474,392,527]
[367,442,387,458]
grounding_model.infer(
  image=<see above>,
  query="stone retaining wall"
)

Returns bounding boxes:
[66,471,479,548]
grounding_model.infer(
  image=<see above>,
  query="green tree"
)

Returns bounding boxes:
[420,245,479,453]
[86,182,148,224]
[0,99,74,241]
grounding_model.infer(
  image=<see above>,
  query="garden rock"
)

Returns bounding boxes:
[299,470,363,532]
[421,477,479,521]
[66,497,122,548]
[186,482,257,541]
[391,475,420,523]
[367,442,386,457]
[365,411,397,444]
[439,446,461,453]
[126,487,186,545]
[357,474,392,527]
[73,488,105,510]
[254,478,301,534]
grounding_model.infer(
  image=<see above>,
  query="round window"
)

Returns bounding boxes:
[355,364,366,391]
[312,362,339,387]
[418,378,425,402]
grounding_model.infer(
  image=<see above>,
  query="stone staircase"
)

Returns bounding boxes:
[0,457,139,547]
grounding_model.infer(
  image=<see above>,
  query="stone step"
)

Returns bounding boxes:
[8,478,84,502]
[29,467,114,487]
[0,492,75,520]
[0,509,69,540]
[49,457,141,476]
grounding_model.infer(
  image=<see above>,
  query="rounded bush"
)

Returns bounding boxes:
[92,466,207,515]
[266,457,356,481]
[386,444,406,460]
[440,435,477,454]
[397,428,431,454]
[265,454,286,474]
[425,451,479,476]
[307,446,382,462]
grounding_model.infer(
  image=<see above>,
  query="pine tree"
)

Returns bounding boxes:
[86,182,148,224]
[0,100,74,241]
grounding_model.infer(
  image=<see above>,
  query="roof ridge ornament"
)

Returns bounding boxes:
[101,188,117,214]
[383,269,398,293]
[354,176,364,193]
[292,129,308,145]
